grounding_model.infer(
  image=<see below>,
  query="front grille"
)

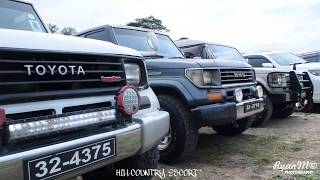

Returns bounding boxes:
[0,50,127,104]
[299,72,313,91]
[220,69,255,85]
[290,72,313,93]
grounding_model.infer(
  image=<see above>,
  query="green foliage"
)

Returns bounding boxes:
[60,27,77,35]
[48,23,59,33]
[47,24,77,35]
[127,16,169,32]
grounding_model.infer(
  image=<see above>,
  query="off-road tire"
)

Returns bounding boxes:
[212,117,254,136]
[118,147,159,180]
[83,148,159,180]
[251,96,273,127]
[296,97,314,113]
[157,95,198,164]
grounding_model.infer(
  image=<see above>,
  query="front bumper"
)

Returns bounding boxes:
[269,91,299,104]
[0,110,169,180]
[191,98,264,126]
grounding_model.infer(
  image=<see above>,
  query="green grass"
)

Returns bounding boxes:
[293,169,320,180]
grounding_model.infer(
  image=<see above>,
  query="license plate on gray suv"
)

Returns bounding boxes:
[244,102,261,113]
[25,138,116,180]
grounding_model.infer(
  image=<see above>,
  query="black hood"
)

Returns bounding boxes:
[145,58,253,69]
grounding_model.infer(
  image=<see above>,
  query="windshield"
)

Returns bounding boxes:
[0,1,46,32]
[269,53,306,66]
[208,44,245,62]
[114,28,184,58]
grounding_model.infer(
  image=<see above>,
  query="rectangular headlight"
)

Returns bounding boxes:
[268,72,289,87]
[8,109,116,141]
[186,69,220,87]
[125,63,141,85]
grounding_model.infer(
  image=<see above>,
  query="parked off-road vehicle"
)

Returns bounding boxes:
[77,25,264,163]
[300,51,320,63]
[0,1,169,180]
[175,39,311,127]
[245,52,315,113]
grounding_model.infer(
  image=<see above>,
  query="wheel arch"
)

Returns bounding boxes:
[149,80,195,106]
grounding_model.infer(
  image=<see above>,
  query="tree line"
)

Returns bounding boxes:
[48,16,169,35]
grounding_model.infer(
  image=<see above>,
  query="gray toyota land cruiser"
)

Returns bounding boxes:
[176,39,311,127]
[77,25,265,163]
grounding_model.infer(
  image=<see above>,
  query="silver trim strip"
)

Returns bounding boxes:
[0,124,140,163]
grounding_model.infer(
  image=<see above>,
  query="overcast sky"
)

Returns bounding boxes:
[32,0,320,53]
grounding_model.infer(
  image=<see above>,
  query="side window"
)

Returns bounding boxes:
[85,29,112,42]
[304,55,320,62]
[180,46,204,58]
[247,57,272,67]
[202,47,211,59]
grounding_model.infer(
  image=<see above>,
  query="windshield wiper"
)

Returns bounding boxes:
[143,54,164,58]
[168,56,184,59]
[140,51,164,58]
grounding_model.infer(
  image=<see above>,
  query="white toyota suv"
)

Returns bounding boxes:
[245,51,319,112]
[0,1,169,180]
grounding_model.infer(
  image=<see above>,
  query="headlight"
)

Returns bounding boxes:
[256,85,264,98]
[234,88,243,102]
[268,73,289,87]
[308,69,320,76]
[125,63,141,85]
[186,69,220,87]
[203,71,214,85]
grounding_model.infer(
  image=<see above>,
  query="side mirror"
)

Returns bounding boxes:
[147,32,159,51]
[262,63,274,68]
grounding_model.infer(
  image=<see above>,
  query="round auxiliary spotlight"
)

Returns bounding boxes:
[257,85,264,98]
[116,85,140,116]
[234,88,243,103]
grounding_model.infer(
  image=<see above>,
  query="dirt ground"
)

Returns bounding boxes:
[158,106,320,180]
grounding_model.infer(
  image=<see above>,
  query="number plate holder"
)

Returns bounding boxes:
[244,101,261,113]
[24,137,116,180]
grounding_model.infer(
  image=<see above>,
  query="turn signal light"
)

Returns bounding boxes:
[207,92,224,102]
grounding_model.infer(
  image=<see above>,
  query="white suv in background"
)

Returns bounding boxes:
[245,52,319,112]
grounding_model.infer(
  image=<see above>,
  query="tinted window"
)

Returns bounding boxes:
[180,46,203,58]
[302,54,320,62]
[208,44,245,62]
[85,30,112,42]
[247,57,271,67]
[269,53,306,66]
[113,28,184,58]
[0,1,46,32]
